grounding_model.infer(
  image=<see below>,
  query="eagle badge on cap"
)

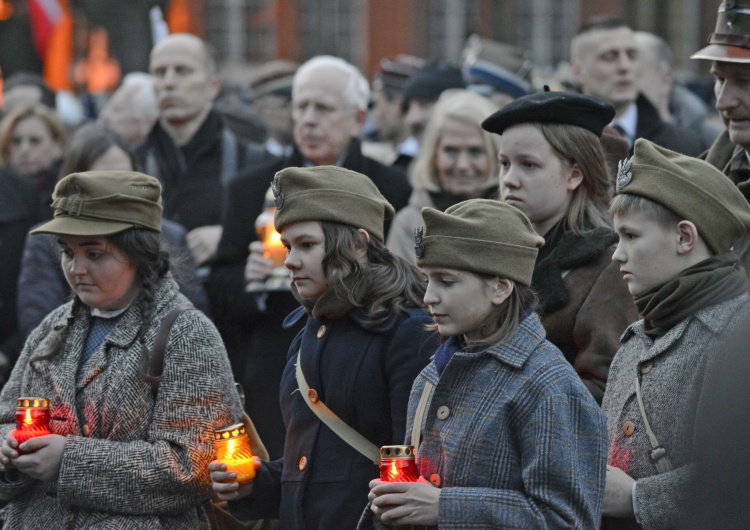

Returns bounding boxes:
[617,156,634,191]
[414,226,425,259]
[271,176,284,209]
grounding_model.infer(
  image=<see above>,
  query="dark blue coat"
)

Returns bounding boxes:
[228,305,438,529]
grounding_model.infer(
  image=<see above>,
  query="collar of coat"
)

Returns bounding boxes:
[531,225,617,314]
[55,275,181,352]
[282,303,415,334]
[620,292,750,363]
[421,312,548,383]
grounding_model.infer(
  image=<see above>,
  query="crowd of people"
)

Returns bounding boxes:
[0,2,748,528]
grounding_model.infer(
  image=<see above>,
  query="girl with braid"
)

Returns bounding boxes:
[0,171,243,529]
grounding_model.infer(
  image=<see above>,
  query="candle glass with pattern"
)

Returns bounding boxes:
[14,397,50,446]
[214,423,256,483]
[380,445,418,482]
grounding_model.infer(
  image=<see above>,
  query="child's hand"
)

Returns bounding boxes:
[603,465,636,518]
[369,477,440,526]
[209,458,262,501]
[11,434,66,481]
[0,432,20,471]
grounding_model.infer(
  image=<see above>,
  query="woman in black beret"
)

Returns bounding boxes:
[481,89,638,403]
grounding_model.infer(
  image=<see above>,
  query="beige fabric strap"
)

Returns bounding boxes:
[635,372,673,473]
[295,350,380,465]
[410,381,434,455]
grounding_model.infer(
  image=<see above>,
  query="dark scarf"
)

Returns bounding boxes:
[635,252,749,338]
[531,220,618,314]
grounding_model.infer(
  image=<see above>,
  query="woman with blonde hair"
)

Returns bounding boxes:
[386,90,499,261]
[482,89,638,403]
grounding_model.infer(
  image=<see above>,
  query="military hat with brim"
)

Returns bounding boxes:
[692,0,750,63]
[481,87,615,136]
[31,171,163,236]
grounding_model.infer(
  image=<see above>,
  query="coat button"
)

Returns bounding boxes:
[436,406,450,420]
[298,456,308,471]
[640,361,654,374]
[429,473,441,487]
[308,389,319,404]
[623,421,635,437]
[82,424,90,436]
[317,325,326,339]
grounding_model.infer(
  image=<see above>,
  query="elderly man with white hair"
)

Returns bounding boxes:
[207,55,411,466]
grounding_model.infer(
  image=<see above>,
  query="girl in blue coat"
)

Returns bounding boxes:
[210,165,438,529]
[363,199,607,529]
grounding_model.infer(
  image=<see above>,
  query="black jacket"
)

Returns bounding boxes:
[0,169,43,363]
[634,94,704,157]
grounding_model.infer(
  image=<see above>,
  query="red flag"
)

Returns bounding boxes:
[26,0,63,58]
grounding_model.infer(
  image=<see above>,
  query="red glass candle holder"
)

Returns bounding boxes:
[14,397,50,445]
[380,445,418,482]
[214,423,255,484]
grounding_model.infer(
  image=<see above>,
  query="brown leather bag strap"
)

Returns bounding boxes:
[150,305,192,382]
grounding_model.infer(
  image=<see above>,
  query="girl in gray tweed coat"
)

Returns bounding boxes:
[363,199,607,529]
[0,170,243,529]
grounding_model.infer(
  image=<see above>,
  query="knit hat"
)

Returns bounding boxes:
[692,0,750,63]
[481,87,615,136]
[272,166,395,242]
[31,171,163,236]
[415,199,544,286]
[401,61,466,107]
[615,138,750,254]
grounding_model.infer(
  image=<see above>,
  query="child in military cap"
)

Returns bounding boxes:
[602,138,750,528]
[209,165,439,530]
[363,199,607,529]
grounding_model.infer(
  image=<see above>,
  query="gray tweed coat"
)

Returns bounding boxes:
[601,293,750,530]
[0,277,243,529]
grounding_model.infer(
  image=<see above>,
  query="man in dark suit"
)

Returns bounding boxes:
[570,18,704,156]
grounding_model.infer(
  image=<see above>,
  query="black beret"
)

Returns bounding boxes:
[481,88,615,136]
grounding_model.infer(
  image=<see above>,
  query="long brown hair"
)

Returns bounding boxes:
[538,122,612,234]
[321,222,425,327]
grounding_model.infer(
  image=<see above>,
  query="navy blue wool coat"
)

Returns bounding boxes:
[228,305,438,529]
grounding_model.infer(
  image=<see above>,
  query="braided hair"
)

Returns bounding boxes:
[29,228,171,387]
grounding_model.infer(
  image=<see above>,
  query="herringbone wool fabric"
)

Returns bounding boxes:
[0,276,243,529]
[601,293,750,530]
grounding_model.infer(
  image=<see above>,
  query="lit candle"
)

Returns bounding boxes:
[380,445,418,482]
[255,208,287,269]
[214,423,255,483]
[14,397,50,446]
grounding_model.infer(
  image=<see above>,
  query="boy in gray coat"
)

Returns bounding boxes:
[602,138,750,529]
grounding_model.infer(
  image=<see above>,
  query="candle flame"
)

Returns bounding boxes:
[23,408,33,428]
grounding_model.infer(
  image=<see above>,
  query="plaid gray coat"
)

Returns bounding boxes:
[601,293,750,530]
[360,312,607,529]
[0,277,243,529]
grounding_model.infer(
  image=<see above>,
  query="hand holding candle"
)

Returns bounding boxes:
[255,208,286,269]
